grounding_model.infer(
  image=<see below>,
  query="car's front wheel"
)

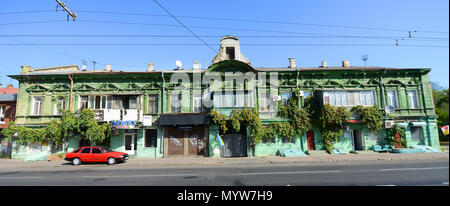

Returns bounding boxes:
[72,158,81,166]
[107,157,116,165]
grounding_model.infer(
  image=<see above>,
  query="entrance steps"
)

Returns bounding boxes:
[306,150,329,156]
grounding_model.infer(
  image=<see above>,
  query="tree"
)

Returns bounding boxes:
[432,82,449,140]
[1,109,112,149]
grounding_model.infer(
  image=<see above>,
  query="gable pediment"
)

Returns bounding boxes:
[26,84,48,92]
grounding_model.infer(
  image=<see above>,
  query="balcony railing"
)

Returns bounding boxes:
[93,109,142,122]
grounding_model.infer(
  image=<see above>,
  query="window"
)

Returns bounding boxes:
[193,94,203,112]
[226,47,235,60]
[0,105,5,123]
[145,129,158,147]
[323,91,376,107]
[72,148,82,153]
[408,90,419,109]
[387,90,398,108]
[54,98,65,115]
[259,92,270,111]
[170,94,181,113]
[80,96,89,110]
[281,136,295,143]
[81,148,91,153]
[244,91,253,107]
[128,96,138,110]
[369,132,382,141]
[281,92,291,106]
[148,94,158,114]
[32,96,43,115]
[410,127,423,142]
[92,148,103,154]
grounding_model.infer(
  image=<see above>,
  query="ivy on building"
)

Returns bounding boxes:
[1,109,112,149]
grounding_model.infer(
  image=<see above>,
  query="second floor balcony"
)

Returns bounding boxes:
[80,95,142,122]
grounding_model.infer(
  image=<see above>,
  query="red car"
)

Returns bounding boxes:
[65,146,128,165]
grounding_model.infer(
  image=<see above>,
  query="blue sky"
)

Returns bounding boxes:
[0,0,448,88]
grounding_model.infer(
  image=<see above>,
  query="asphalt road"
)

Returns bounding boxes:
[0,159,448,186]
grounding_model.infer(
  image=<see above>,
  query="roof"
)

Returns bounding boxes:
[0,94,17,102]
[8,62,431,79]
[254,66,430,72]
[0,88,18,94]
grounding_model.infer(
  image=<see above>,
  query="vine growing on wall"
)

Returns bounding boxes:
[387,124,406,148]
[351,105,383,133]
[1,109,112,148]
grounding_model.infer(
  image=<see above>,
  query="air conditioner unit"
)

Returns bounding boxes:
[272,95,281,101]
[385,120,395,129]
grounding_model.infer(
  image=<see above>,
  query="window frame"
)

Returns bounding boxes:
[170,94,181,113]
[410,126,423,142]
[144,129,158,148]
[387,90,399,109]
[407,90,420,109]
[54,97,66,115]
[147,94,159,114]
[31,96,44,116]
[193,94,203,112]
[0,105,5,123]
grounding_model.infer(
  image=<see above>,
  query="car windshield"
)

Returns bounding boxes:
[99,146,113,153]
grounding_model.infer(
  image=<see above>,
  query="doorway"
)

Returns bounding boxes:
[306,130,316,150]
[124,133,137,155]
[352,130,365,150]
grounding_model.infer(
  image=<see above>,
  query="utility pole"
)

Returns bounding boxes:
[56,0,77,21]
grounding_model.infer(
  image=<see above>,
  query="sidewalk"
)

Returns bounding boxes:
[0,151,448,171]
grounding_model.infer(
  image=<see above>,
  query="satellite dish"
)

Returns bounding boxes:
[175,60,182,69]
[81,64,87,71]
[385,105,395,114]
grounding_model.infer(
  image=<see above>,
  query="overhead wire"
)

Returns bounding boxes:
[1,9,447,34]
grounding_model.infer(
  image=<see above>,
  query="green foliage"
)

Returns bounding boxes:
[314,104,351,152]
[351,105,383,133]
[210,109,228,134]
[432,83,449,139]
[1,109,112,147]
[387,125,406,148]
[277,94,311,136]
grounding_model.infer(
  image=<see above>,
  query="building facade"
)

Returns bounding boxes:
[0,84,18,158]
[8,36,440,159]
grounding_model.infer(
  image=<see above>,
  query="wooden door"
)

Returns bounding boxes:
[307,130,316,150]
[187,127,206,156]
[394,133,402,148]
[167,128,184,156]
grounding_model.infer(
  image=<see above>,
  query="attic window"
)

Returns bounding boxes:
[226,47,235,60]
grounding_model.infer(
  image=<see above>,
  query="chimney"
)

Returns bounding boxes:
[6,84,14,88]
[342,60,350,68]
[321,61,328,68]
[105,64,112,72]
[147,63,155,71]
[193,60,201,70]
[288,58,296,68]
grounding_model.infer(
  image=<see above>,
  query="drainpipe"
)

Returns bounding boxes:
[68,73,74,112]
[380,68,386,112]
[160,72,165,155]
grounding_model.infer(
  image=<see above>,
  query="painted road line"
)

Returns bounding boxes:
[237,170,342,176]
[376,185,397,186]
[82,173,197,178]
[0,176,44,179]
[378,167,449,172]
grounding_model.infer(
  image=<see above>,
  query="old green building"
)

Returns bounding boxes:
[8,36,440,159]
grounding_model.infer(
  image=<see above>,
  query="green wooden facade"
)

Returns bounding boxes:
[8,42,440,159]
